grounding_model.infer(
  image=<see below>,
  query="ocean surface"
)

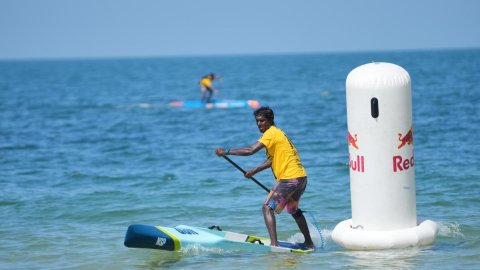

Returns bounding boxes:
[0,49,479,269]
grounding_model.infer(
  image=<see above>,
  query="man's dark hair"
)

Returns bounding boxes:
[254,106,275,124]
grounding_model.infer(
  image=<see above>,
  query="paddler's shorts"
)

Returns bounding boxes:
[265,177,307,215]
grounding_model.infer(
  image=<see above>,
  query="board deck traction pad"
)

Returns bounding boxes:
[124,224,314,253]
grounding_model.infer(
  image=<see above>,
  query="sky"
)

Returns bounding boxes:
[0,0,479,60]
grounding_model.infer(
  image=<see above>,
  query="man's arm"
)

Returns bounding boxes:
[245,159,272,178]
[215,141,264,157]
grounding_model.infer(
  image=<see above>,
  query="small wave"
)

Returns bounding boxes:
[180,244,230,255]
[287,232,304,244]
[437,221,464,238]
[305,212,331,248]
[287,228,332,249]
[138,103,157,109]
[161,173,178,181]
[321,228,333,241]
[115,103,167,110]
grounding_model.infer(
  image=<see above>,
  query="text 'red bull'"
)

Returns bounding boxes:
[349,154,365,172]
[393,151,414,172]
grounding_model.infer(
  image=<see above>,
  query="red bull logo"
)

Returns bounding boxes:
[348,131,359,149]
[397,127,413,149]
[393,126,414,172]
[348,131,364,172]
[349,154,365,173]
[393,151,414,172]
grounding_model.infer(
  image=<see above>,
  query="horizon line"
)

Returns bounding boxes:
[0,46,478,62]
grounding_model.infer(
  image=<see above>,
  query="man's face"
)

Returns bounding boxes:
[255,115,272,133]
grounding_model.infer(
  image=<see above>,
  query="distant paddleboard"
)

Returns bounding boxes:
[124,224,314,253]
[168,100,260,109]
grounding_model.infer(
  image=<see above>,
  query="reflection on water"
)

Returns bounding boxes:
[143,250,185,268]
[272,257,300,268]
[342,248,422,270]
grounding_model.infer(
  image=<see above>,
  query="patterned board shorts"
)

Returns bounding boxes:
[265,177,307,215]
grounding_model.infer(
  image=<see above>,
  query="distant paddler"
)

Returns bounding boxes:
[215,106,314,249]
[199,73,220,103]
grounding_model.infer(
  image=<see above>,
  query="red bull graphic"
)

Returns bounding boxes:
[349,154,365,173]
[393,126,414,172]
[348,131,359,149]
[397,127,413,149]
[348,131,364,173]
[393,151,414,172]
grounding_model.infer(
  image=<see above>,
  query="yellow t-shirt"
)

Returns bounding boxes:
[258,126,307,181]
[200,77,212,88]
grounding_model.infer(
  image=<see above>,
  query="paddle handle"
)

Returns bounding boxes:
[222,155,270,193]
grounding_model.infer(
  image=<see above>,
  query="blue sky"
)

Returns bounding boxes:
[1,0,479,59]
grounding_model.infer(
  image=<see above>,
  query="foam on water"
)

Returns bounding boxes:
[437,221,464,238]
[180,244,229,255]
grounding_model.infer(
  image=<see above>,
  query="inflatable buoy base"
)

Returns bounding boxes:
[332,218,438,250]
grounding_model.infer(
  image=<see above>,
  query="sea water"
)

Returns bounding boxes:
[0,49,479,269]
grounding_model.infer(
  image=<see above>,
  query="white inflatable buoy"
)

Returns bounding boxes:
[332,62,437,250]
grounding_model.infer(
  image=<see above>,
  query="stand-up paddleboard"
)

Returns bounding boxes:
[124,224,314,253]
[168,100,260,109]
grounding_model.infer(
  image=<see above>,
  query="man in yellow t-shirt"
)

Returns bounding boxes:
[215,106,314,249]
[199,73,218,103]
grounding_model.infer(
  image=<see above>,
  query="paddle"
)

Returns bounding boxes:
[222,155,270,193]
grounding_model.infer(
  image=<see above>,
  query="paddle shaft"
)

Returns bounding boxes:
[222,155,270,193]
